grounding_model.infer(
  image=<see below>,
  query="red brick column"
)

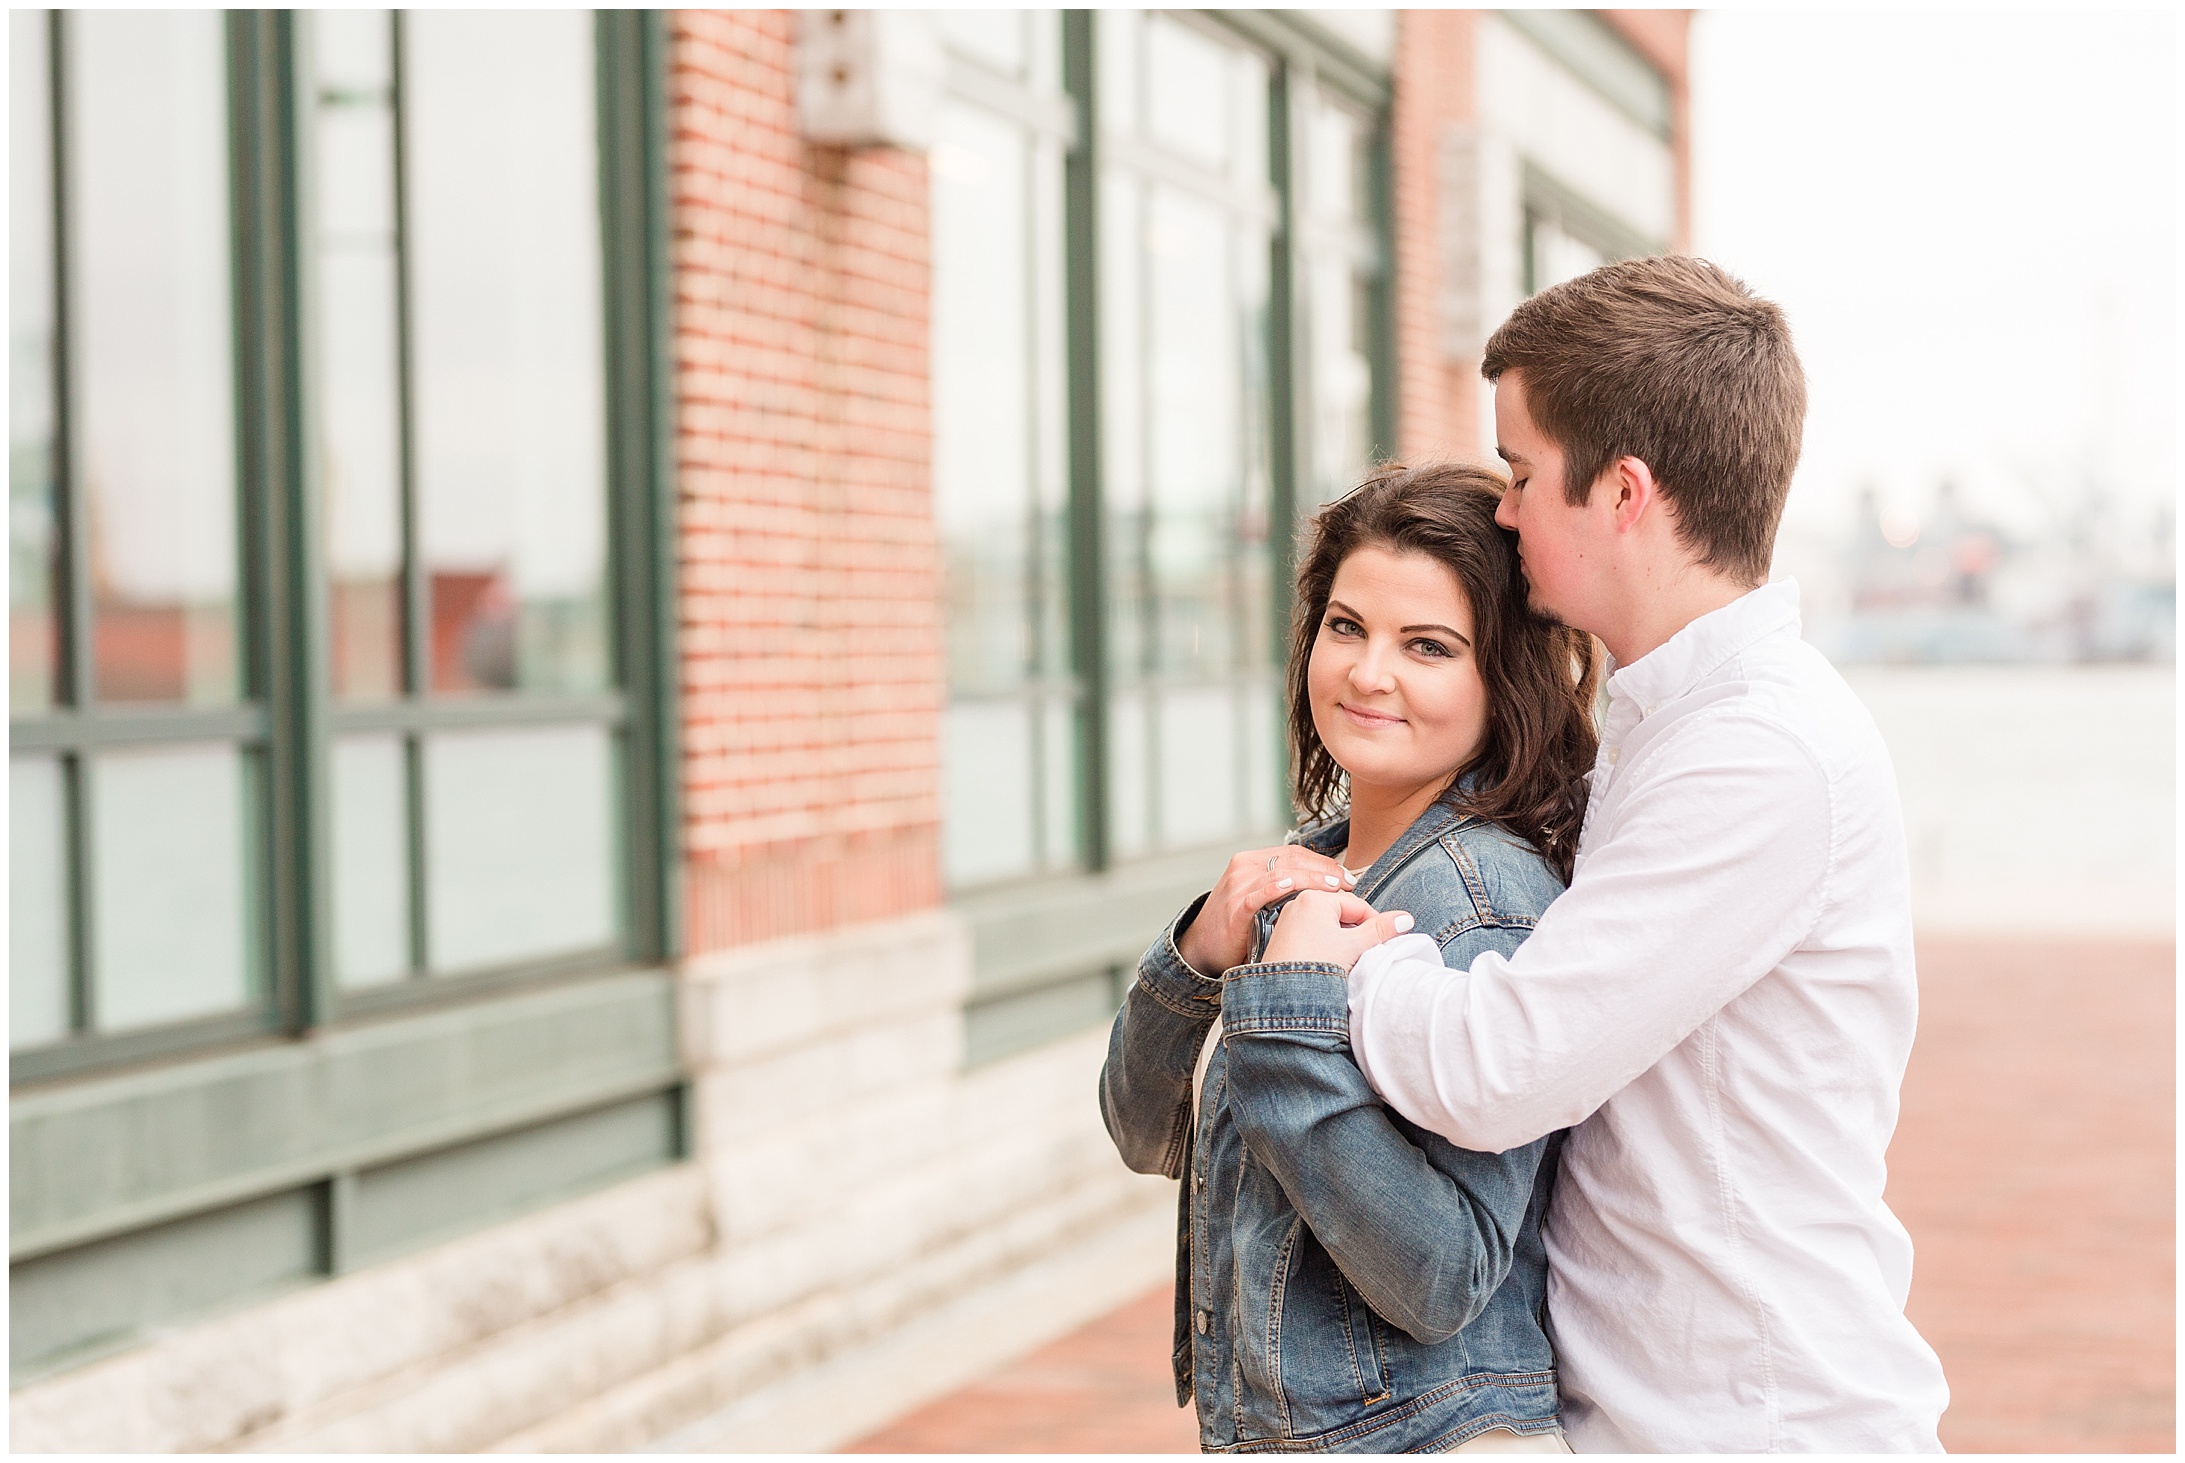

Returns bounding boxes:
[669,11,943,955]
[1389,10,1481,463]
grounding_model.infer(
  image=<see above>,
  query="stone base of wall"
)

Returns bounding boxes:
[7,911,1175,1453]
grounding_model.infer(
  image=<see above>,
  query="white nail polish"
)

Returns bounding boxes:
[1393,913,1414,932]
[1276,877,1293,889]
[1324,875,1341,888]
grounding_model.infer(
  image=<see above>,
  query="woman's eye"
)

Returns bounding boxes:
[1411,638,1451,659]
[1324,616,1362,637]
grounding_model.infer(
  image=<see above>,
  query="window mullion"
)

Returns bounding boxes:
[388,9,432,981]
[390,10,427,703]
[48,13,90,718]
[233,10,330,1034]
[1061,10,1109,873]
[47,13,97,1041]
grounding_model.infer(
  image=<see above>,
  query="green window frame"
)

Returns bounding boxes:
[953,9,1394,1064]
[10,8,678,1384]
[8,10,677,1088]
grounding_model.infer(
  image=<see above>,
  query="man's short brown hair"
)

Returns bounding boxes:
[1480,256,1805,585]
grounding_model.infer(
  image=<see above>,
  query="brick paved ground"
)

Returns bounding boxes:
[1887,936,2174,1453]
[846,935,2175,1454]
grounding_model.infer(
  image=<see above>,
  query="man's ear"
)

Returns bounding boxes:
[1607,456,1660,535]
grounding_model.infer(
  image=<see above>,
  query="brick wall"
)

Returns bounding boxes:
[669,11,944,955]
[1390,10,1482,463]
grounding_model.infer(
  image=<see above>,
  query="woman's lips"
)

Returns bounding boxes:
[1338,702,1404,729]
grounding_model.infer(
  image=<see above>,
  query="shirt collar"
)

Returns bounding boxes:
[1606,578,1803,715]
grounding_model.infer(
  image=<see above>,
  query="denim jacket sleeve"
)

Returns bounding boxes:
[1099,893,1223,1179]
[1218,918,1554,1346]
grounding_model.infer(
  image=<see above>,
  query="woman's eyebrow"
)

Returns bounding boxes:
[1401,622,1471,644]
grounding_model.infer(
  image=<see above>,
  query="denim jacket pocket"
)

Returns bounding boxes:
[1231,1157,1400,1442]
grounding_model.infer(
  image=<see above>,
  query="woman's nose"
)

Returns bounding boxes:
[1348,643,1396,692]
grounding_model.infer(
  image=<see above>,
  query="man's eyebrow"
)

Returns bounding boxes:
[1402,623,1472,645]
[1495,445,1524,465]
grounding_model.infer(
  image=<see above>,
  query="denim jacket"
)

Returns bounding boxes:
[1099,801,1568,1452]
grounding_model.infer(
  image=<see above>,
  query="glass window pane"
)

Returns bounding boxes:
[937,10,1024,76]
[1307,95,1361,226]
[1100,16,1285,854]
[932,101,1034,697]
[1146,16,1227,171]
[1242,682,1280,832]
[1106,690,1150,861]
[423,724,616,972]
[941,702,1037,887]
[313,9,405,703]
[1100,169,1148,684]
[11,755,71,1048]
[1157,686,1241,848]
[1039,697,1078,870]
[406,11,608,697]
[1229,48,1268,190]
[1530,213,1608,294]
[1308,254,1373,501]
[10,13,59,715]
[90,745,253,1031]
[1096,9,1139,141]
[67,11,239,707]
[331,734,410,988]
[1146,187,1238,680]
[931,69,1076,886]
[1029,134,1071,682]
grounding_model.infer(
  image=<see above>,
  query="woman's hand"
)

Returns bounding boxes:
[1176,846,1359,978]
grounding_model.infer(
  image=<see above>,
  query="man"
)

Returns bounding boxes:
[1264,257,1949,1451]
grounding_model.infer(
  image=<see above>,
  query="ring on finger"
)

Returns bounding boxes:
[1266,854,1280,874]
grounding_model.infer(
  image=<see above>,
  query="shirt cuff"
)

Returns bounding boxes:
[1132,892,1226,1017]
[1345,931,1444,1096]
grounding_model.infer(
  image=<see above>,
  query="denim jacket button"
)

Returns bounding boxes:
[1196,1308,1210,1335]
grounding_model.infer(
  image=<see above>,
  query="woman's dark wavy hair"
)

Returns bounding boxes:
[1287,462,1601,882]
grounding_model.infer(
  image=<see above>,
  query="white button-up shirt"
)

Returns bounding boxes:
[1347,581,1948,1452]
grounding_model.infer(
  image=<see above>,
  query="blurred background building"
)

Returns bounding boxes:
[7,8,1691,1450]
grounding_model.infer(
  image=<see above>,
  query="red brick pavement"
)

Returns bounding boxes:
[847,936,2175,1453]
[1887,936,2174,1453]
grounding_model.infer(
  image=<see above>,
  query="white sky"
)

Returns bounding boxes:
[1691,10,2178,546]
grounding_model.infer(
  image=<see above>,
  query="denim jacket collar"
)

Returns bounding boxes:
[1292,797,1474,906]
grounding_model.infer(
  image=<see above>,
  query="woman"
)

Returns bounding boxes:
[1099,463,1600,1453]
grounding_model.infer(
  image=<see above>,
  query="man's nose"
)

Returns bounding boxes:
[1495,486,1520,530]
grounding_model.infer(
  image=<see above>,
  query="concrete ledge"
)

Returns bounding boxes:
[635,1184,1176,1454]
[8,1164,712,1453]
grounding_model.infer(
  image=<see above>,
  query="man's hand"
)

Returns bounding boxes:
[1176,845,1358,977]
[1260,889,1414,971]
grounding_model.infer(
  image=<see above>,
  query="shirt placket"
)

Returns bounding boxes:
[1581,695,1645,850]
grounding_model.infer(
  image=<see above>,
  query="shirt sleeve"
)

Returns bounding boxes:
[1347,709,1836,1154]
[1220,916,1558,1346]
